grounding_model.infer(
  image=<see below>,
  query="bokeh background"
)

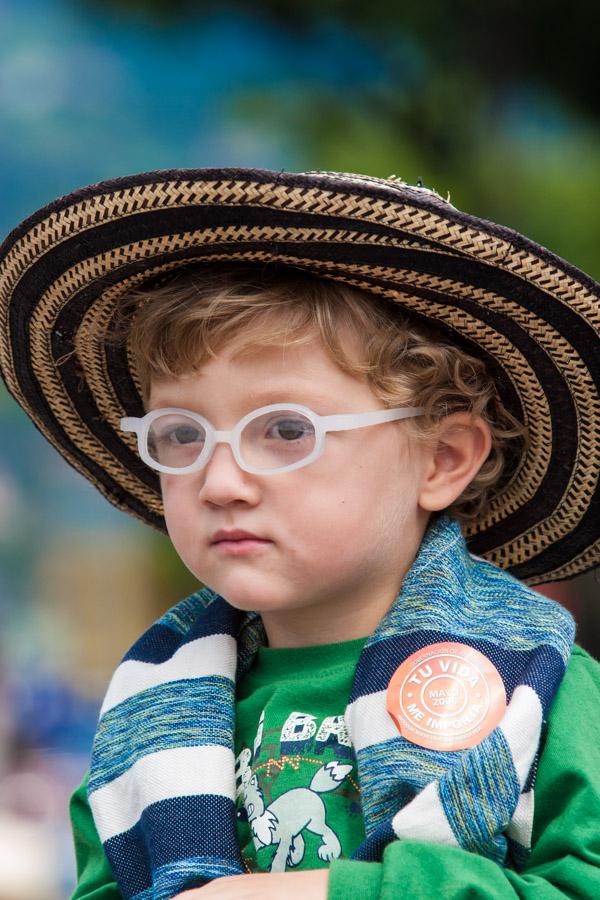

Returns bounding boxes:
[1,1,599,895]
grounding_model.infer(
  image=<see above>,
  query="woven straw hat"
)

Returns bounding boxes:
[1,166,599,585]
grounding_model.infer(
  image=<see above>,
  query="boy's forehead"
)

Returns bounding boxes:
[146,332,369,412]
[147,377,336,409]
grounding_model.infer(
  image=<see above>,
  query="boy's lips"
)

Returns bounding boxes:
[211,528,272,556]
[212,538,272,556]
[210,528,268,543]
[210,528,273,555]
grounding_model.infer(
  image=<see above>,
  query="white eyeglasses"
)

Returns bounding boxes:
[120,402,425,475]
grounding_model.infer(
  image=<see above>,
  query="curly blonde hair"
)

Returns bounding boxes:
[104,263,527,524]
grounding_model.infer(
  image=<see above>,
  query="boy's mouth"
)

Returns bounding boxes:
[211,528,267,543]
[210,528,273,555]
[212,538,273,556]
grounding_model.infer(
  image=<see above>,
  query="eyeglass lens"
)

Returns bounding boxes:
[146,409,317,470]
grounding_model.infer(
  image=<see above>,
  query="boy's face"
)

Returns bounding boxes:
[148,328,431,647]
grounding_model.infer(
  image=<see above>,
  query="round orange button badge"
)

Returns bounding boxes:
[386,642,507,751]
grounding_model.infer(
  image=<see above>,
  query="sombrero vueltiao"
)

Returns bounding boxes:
[0,167,599,585]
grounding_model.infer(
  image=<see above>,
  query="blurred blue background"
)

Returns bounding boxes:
[1,1,599,895]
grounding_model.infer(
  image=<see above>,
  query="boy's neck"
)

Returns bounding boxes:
[262,609,376,648]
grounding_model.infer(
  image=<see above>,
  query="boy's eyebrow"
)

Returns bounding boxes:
[246,387,333,406]
[147,386,334,411]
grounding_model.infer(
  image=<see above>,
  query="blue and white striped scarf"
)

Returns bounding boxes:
[88,515,574,899]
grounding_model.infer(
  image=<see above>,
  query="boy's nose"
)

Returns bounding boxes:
[197,442,260,505]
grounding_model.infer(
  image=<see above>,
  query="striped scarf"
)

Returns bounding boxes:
[88,515,574,899]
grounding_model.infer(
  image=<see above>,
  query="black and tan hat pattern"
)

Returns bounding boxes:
[1,167,599,585]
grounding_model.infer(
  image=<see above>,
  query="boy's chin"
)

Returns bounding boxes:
[223,594,296,614]
[200,574,288,612]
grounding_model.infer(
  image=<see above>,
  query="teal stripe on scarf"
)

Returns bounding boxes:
[157,589,219,634]
[356,739,463,829]
[439,728,520,862]
[89,676,235,792]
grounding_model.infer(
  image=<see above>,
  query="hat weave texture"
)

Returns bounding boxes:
[1,166,599,584]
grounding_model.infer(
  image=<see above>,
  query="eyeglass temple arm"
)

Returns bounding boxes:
[119,409,425,436]
[321,407,424,432]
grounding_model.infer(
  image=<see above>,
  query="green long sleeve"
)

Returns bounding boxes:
[327,645,600,899]
[70,771,121,899]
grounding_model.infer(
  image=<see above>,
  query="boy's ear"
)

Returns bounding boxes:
[417,412,492,513]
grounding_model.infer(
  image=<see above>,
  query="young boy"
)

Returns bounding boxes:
[0,167,598,900]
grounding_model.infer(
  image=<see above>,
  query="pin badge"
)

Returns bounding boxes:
[386,642,507,751]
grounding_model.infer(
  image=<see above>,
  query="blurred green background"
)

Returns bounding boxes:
[0,1,599,895]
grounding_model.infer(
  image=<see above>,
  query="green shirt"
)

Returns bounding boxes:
[70,643,600,899]
[235,636,368,873]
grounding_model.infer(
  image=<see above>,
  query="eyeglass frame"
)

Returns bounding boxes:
[120,402,426,476]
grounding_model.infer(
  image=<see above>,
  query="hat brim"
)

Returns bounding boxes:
[1,166,599,584]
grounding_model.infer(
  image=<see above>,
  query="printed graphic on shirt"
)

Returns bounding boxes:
[235,708,363,872]
[280,710,353,756]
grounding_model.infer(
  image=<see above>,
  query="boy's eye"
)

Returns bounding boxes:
[166,424,204,445]
[147,416,206,464]
[152,421,204,446]
[265,416,314,441]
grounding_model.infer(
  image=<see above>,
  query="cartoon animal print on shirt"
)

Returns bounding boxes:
[236,746,352,871]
